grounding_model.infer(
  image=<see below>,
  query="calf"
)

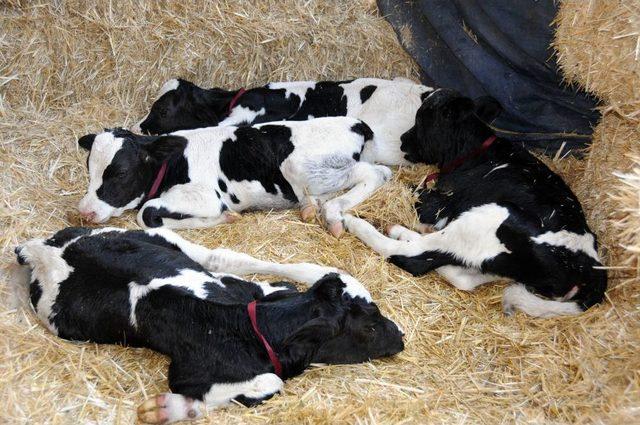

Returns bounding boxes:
[343,89,606,318]
[130,77,433,165]
[77,117,392,236]
[15,227,404,424]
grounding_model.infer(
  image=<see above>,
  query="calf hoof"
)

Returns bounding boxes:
[137,394,170,424]
[300,204,317,222]
[385,224,402,239]
[137,394,200,424]
[503,303,515,317]
[328,221,344,238]
[223,211,241,224]
[416,223,435,234]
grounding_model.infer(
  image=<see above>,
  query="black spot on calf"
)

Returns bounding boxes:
[219,126,298,204]
[359,85,377,103]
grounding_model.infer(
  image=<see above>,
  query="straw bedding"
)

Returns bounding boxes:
[1,1,638,423]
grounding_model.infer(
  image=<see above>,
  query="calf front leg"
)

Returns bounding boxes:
[342,214,426,258]
[205,248,343,286]
[137,183,239,229]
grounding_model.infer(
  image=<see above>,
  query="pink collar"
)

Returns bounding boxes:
[248,300,283,377]
[146,161,168,200]
[424,135,497,184]
[228,88,246,114]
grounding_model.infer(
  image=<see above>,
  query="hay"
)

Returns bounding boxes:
[0,1,638,424]
[554,0,640,278]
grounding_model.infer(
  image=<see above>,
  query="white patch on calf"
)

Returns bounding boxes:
[252,281,290,296]
[203,373,283,408]
[421,203,512,267]
[338,274,372,302]
[158,78,180,97]
[502,283,582,318]
[267,81,316,102]
[18,240,75,335]
[219,106,266,126]
[128,269,221,328]
[531,230,599,261]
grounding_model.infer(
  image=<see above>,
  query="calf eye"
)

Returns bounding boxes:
[159,109,167,118]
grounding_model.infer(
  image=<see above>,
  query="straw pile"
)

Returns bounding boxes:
[1,1,638,424]
[554,0,640,280]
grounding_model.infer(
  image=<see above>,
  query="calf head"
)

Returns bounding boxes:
[131,78,234,135]
[77,128,187,223]
[402,89,502,165]
[286,274,404,365]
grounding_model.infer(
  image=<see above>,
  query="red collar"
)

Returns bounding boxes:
[247,300,283,377]
[146,161,168,200]
[228,88,246,114]
[424,135,497,184]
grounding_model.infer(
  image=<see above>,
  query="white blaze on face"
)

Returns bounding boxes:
[78,133,138,223]
[131,78,180,133]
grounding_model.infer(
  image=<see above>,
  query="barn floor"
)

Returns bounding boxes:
[1,1,638,424]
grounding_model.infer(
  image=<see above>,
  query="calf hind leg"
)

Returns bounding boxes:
[322,163,392,237]
[436,266,498,291]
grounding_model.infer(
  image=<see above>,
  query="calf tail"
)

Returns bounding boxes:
[502,284,582,318]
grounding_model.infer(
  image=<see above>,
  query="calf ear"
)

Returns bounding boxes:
[474,96,503,123]
[284,316,340,348]
[78,134,96,151]
[312,273,344,303]
[446,97,475,122]
[143,135,188,162]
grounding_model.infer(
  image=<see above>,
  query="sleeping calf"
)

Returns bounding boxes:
[130,77,433,165]
[15,227,403,424]
[77,117,392,236]
[343,89,606,318]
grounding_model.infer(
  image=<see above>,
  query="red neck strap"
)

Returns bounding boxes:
[247,300,283,377]
[424,135,497,185]
[228,88,246,114]
[147,160,168,200]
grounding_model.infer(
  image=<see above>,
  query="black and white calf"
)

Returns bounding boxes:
[15,227,403,423]
[343,89,607,318]
[130,78,433,165]
[77,118,392,236]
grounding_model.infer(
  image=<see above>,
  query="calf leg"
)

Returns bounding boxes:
[137,394,204,424]
[144,228,341,286]
[205,249,342,286]
[322,163,392,237]
[137,184,239,229]
[343,214,425,258]
[386,224,422,242]
[436,266,499,291]
[138,373,283,424]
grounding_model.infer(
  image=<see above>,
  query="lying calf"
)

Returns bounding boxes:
[343,89,606,318]
[131,77,433,165]
[15,227,403,423]
[77,118,392,235]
